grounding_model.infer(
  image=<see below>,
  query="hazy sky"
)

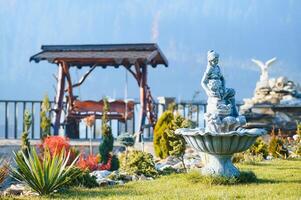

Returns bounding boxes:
[0,0,300,101]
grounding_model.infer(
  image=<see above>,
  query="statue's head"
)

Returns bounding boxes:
[207,50,219,66]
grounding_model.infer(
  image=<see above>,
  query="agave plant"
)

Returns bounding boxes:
[10,147,81,195]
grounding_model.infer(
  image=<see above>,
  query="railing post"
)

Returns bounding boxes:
[14,102,18,139]
[31,102,34,139]
[5,102,8,139]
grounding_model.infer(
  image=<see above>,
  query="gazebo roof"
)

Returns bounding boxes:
[30,43,168,67]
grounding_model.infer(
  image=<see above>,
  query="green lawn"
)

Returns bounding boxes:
[5,159,301,200]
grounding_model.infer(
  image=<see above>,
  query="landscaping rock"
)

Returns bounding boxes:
[90,170,111,179]
[139,174,147,180]
[116,180,125,185]
[3,184,26,196]
[107,171,118,180]
[97,178,110,187]
[293,134,299,141]
[131,175,139,181]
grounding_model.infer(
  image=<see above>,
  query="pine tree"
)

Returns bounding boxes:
[99,98,114,164]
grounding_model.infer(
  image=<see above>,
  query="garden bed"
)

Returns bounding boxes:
[3,159,301,200]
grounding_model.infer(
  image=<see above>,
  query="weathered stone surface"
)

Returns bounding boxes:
[241,76,301,132]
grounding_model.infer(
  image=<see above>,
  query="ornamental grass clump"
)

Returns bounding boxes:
[10,148,81,195]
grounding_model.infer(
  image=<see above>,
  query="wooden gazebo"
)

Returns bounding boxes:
[30,43,168,139]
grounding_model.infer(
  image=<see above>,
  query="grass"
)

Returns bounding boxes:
[3,159,301,200]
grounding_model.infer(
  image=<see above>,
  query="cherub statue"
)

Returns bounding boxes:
[201,50,238,117]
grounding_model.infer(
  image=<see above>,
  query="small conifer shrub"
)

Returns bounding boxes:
[99,98,118,171]
[153,111,174,159]
[119,150,158,177]
[40,94,51,140]
[21,110,32,157]
[166,114,190,171]
[154,109,190,159]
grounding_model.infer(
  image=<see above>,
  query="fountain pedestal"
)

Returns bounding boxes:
[202,154,239,177]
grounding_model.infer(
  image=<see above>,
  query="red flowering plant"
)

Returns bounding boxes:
[41,136,79,165]
[43,136,70,156]
[98,154,112,170]
[76,153,100,172]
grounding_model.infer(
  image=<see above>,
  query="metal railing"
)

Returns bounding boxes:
[0,100,242,140]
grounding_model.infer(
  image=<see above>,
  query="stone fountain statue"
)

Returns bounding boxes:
[240,57,301,132]
[176,50,266,177]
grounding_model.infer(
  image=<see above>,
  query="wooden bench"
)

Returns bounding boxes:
[69,99,135,122]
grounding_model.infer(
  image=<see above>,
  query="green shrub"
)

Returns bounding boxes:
[296,121,301,135]
[154,111,174,159]
[158,166,179,175]
[295,143,301,156]
[40,94,51,140]
[119,150,158,178]
[99,134,114,164]
[166,114,190,171]
[117,133,135,148]
[10,148,81,195]
[110,155,120,171]
[154,111,190,159]
[99,98,114,164]
[232,153,245,163]
[268,135,289,158]
[232,152,264,165]
[21,110,32,157]
[247,137,268,158]
[69,170,99,188]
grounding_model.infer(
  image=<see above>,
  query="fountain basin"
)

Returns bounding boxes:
[175,128,266,177]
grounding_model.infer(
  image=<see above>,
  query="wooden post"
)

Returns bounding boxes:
[53,62,66,135]
[138,64,147,142]
[61,61,80,138]
[62,61,74,107]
